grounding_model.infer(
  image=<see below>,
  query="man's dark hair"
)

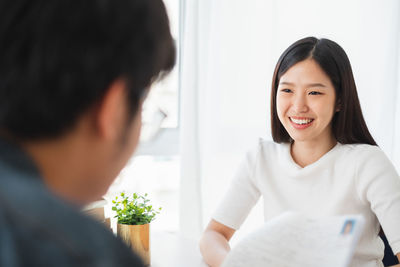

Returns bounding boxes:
[0,0,175,140]
[270,37,376,146]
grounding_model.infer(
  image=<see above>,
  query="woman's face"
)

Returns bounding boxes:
[276,59,338,144]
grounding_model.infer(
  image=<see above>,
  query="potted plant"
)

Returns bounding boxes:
[112,192,161,266]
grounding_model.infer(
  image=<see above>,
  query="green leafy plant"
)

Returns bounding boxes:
[112,192,161,225]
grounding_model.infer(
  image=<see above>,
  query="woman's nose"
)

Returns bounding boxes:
[292,95,309,113]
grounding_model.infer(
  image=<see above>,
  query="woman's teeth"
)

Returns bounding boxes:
[290,117,313,125]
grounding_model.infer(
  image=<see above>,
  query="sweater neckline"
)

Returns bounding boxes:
[283,142,342,172]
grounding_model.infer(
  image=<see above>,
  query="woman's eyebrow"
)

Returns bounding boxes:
[279,82,327,88]
[307,83,327,88]
[279,82,294,86]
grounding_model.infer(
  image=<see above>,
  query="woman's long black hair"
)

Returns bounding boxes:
[270,37,376,146]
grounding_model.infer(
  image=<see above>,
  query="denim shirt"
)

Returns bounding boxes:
[0,138,144,267]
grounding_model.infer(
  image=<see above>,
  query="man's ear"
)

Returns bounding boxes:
[96,79,127,140]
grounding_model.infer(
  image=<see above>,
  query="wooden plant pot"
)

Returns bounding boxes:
[117,223,150,266]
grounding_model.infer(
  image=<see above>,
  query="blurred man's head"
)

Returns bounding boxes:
[0,0,175,204]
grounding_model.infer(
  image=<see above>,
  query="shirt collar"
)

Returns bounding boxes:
[0,137,41,180]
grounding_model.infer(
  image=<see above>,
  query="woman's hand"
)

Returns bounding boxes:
[389,254,400,267]
[199,220,235,267]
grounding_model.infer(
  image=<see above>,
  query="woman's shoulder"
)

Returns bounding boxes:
[243,138,283,157]
[337,143,388,163]
[338,143,382,154]
[240,138,290,171]
[244,138,290,163]
[257,138,289,153]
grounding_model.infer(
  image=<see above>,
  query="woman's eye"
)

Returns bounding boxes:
[280,89,292,93]
[309,91,322,95]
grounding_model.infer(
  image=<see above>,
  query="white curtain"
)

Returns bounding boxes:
[179,0,400,240]
[393,4,400,172]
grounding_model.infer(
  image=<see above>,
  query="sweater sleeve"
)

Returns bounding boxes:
[356,146,400,255]
[211,143,261,230]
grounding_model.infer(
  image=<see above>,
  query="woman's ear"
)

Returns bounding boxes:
[335,99,341,112]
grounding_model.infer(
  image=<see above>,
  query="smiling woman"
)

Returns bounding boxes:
[276,59,338,156]
[199,37,400,267]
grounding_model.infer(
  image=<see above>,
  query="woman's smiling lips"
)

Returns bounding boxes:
[289,116,314,129]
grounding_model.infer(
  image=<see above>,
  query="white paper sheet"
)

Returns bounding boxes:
[222,212,365,267]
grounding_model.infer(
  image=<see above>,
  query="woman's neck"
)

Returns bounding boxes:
[290,137,337,168]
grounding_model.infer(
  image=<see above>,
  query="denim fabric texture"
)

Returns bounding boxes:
[0,138,144,267]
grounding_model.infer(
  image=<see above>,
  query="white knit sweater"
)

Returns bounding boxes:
[213,140,400,267]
